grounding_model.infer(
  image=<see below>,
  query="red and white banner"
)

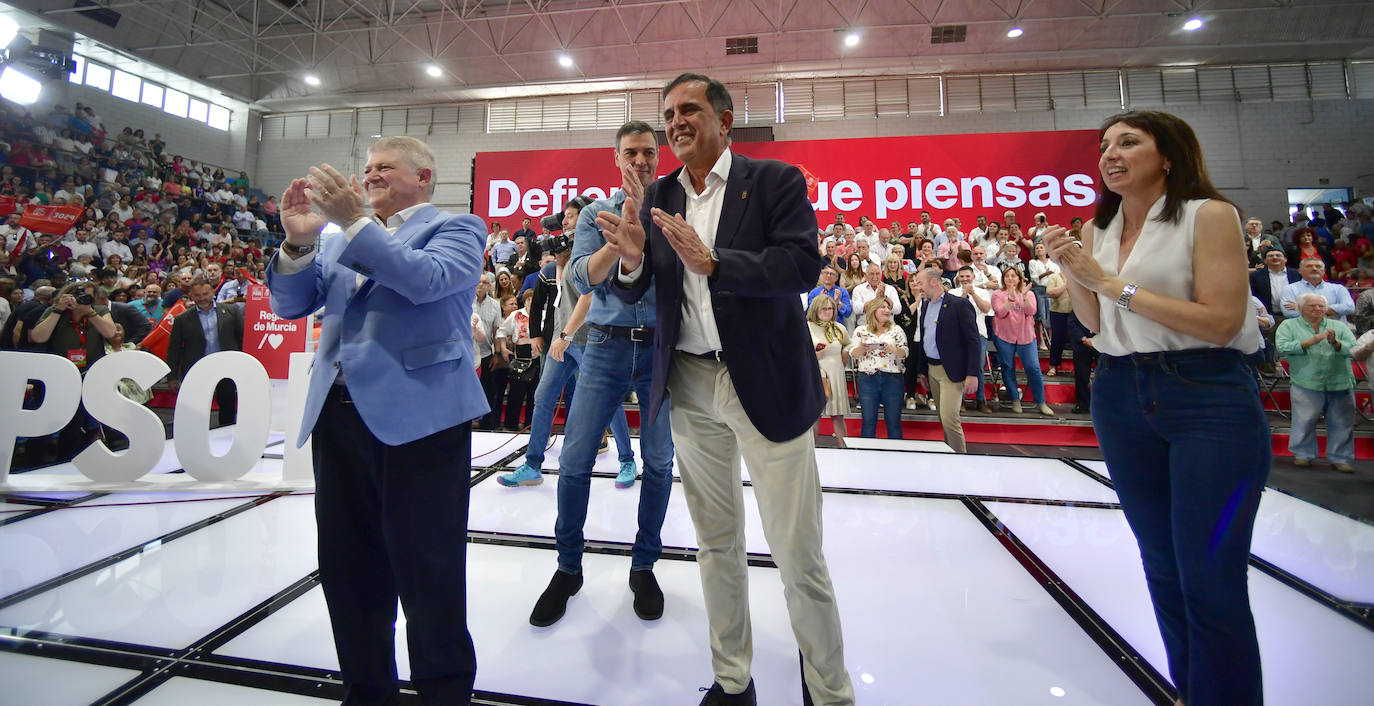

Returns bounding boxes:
[0,195,17,217]
[18,204,83,235]
[244,284,308,379]
[473,130,1101,229]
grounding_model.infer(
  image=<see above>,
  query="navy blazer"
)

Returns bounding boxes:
[613,153,825,442]
[1249,266,1300,317]
[916,294,983,382]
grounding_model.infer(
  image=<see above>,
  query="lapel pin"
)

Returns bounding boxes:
[740,190,748,200]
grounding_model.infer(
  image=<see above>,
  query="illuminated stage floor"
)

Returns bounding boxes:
[2,432,1372,705]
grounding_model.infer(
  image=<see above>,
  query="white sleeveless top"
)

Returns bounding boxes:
[1092,196,1260,356]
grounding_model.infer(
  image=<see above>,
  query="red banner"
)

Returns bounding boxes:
[244,283,308,379]
[0,195,16,217]
[473,130,1101,230]
[18,204,83,235]
[139,299,186,359]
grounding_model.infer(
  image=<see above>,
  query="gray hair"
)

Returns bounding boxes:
[368,136,437,196]
[1297,292,1328,309]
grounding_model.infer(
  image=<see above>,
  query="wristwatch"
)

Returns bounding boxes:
[707,248,720,280]
[281,241,316,258]
[1116,283,1138,311]
[558,331,574,343]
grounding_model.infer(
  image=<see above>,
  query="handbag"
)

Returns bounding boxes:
[509,356,540,384]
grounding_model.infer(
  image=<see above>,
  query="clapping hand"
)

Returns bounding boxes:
[279,178,326,245]
[596,163,648,272]
[306,164,366,228]
[651,208,715,276]
[1044,225,1109,293]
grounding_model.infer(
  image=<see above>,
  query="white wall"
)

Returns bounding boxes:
[254,97,1374,223]
[33,80,252,175]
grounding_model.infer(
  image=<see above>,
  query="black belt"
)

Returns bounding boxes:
[589,323,654,342]
[683,349,724,362]
[928,358,943,367]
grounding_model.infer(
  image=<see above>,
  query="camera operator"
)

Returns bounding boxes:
[27,281,118,461]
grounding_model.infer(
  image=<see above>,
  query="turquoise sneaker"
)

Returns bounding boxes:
[497,463,543,487]
[615,460,637,489]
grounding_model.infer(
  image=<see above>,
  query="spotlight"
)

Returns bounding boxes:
[425,63,442,77]
[558,54,573,68]
[1182,18,1203,31]
[304,74,321,86]
[1007,27,1024,38]
[0,65,41,105]
[844,32,860,47]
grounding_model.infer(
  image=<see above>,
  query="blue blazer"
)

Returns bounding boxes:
[614,154,826,443]
[916,294,983,383]
[268,206,489,447]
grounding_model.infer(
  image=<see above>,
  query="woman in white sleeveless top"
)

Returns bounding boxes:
[1044,111,1267,706]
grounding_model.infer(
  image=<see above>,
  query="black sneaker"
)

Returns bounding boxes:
[529,569,583,627]
[629,568,664,620]
[698,679,757,705]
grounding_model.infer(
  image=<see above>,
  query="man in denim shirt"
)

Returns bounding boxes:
[527,120,675,629]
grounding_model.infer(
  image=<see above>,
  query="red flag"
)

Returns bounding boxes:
[238,267,260,285]
[0,195,16,217]
[18,204,83,236]
[139,299,187,360]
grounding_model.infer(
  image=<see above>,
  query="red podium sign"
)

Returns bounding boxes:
[244,284,307,379]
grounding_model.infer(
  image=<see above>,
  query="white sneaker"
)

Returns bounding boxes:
[906,398,916,410]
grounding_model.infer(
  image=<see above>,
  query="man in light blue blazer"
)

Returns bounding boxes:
[268,136,487,705]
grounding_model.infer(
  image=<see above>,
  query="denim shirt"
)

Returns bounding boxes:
[570,190,657,328]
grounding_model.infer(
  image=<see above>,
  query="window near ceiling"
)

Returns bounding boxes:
[111,70,141,102]
[141,82,163,108]
[187,98,208,123]
[163,88,188,118]
[84,62,111,91]
[68,55,85,84]
[207,104,230,131]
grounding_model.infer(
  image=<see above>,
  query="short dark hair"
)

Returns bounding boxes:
[661,73,733,116]
[614,120,655,149]
[1093,110,1230,230]
[956,265,974,274]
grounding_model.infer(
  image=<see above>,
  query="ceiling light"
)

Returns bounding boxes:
[1182,18,1203,31]
[1007,27,1024,38]
[844,32,860,47]
[303,74,321,86]
[558,54,573,68]
[425,64,442,77]
[0,15,18,50]
[0,66,41,105]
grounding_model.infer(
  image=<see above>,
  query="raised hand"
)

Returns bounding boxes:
[651,207,714,276]
[1044,225,1109,293]
[306,164,366,227]
[595,192,646,272]
[280,178,327,245]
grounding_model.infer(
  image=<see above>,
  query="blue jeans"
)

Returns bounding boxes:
[1287,384,1355,464]
[1092,349,1269,706]
[524,344,634,468]
[554,328,673,573]
[857,371,903,438]
[993,336,1046,404]
[1031,284,1049,324]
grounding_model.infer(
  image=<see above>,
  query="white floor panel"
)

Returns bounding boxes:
[824,495,1151,705]
[218,543,805,706]
[0,494,317,649]
[1071,460,1374,604]
[134,676,336,705]
[987,501,1374,706]
[0,494,253,599]
[535,433,644,473]
[841,437,954,453]
[470,431,524,466]
[812,449,1119,502]
[0,651,139,705]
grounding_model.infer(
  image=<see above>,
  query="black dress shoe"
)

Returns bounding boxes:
[1071,404,1089,414]
[530,569,582,627]
[629,568,664,620]
[698,679,757,705]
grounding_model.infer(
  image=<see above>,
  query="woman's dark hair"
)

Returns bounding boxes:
[1093,110,1231,229]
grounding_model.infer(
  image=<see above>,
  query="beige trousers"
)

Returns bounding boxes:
[928,363,967,452]
[667,353,855,706]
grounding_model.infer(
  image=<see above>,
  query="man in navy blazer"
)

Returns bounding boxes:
[1249,247,1300,319]
[600,74,854,706]
[914,267,982,453]
[268,136,487,705]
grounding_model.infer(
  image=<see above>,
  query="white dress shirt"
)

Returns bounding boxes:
[620,151,732,355]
